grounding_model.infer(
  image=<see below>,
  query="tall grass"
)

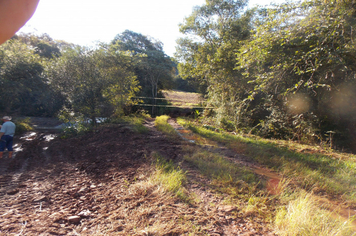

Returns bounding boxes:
[275,192,355,236]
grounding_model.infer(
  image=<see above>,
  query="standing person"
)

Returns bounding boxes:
[0,116,16,158]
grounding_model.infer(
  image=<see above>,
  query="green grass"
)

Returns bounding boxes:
[127,116,150,133]
[151,152,188,201]
[110,115,149,134]
[183,145,274,218]
[154,115,179,137]
[178,118,356,205]
[183,147,259,185]
[160,117,356,235]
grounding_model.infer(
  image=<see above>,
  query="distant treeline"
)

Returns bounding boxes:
[0,30,198,122]
[176,0,356,151]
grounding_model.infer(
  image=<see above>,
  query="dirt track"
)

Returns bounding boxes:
[0,118,275,235]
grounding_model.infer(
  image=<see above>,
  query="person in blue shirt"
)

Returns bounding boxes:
[0,116,16,159]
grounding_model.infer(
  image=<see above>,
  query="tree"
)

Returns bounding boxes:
[177,0,356,149]
[176,0,252,127]
[0,39,64,116]
[112,30,175,106]
[45,44,140,122]
[238,0,356,146]
[97,43,140,116]
[15,33,61,59]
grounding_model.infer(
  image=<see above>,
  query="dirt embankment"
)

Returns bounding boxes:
[0,118,275,235]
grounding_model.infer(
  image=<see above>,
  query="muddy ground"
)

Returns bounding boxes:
[0,118,275,235]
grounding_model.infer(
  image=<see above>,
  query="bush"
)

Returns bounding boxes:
[60,123,90,139]
[14,118,33,135]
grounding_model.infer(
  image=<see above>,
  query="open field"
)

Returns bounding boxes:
[161,90,205,108]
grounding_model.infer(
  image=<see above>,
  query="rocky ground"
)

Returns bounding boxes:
[0,118,275,235]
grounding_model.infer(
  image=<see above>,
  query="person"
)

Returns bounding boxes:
[0,116,16,158]
[0,0,40,45]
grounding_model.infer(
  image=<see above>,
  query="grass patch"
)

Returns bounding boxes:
[178,118,356,205]
[174,118,356,234]
[108,115,149,134]
[152,152,188,201]
[183,145,273,218]
[155,115,178,138]
[275,192,355,236]
[125,116,149,134]
[183,147,258,185]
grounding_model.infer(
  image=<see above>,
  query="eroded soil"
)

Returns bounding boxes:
[0,118,276,235]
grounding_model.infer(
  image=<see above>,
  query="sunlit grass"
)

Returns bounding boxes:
[183,145,272,218]
[178,118,356,205]
[275,192,355,236]
[183,146,258,185]
[154,115,179,138]
[152,152,188,201]
[163,117,356,234]
[162,90,204,108]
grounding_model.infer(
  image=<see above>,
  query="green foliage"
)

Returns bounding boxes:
[57,110,91,138]
[45,44,141,121]
[14,118,33,134]
[60,124,90,139]
[177,0,356,151]
[0,39,64,116]
[112,30,176,100]
[237,0,356,149]
[0,33,144,120]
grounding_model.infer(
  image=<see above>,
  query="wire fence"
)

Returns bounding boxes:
[131,96,213,109]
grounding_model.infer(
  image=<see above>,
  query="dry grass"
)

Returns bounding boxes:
[162,90,204,108]
[275,192,355,236]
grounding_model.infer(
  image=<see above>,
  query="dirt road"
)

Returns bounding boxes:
[0,118,275,235]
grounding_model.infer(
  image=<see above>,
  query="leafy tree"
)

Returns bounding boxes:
[112,30,175,103]
[177,0,356,150]
[45,45,140,122]
[238,0,356,146]
[176,0,252,126]
[0,39,64,116]
[97,43,140,116]
[15,33,61,59]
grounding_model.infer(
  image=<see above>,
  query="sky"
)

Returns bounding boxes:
[18,0,287,57]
